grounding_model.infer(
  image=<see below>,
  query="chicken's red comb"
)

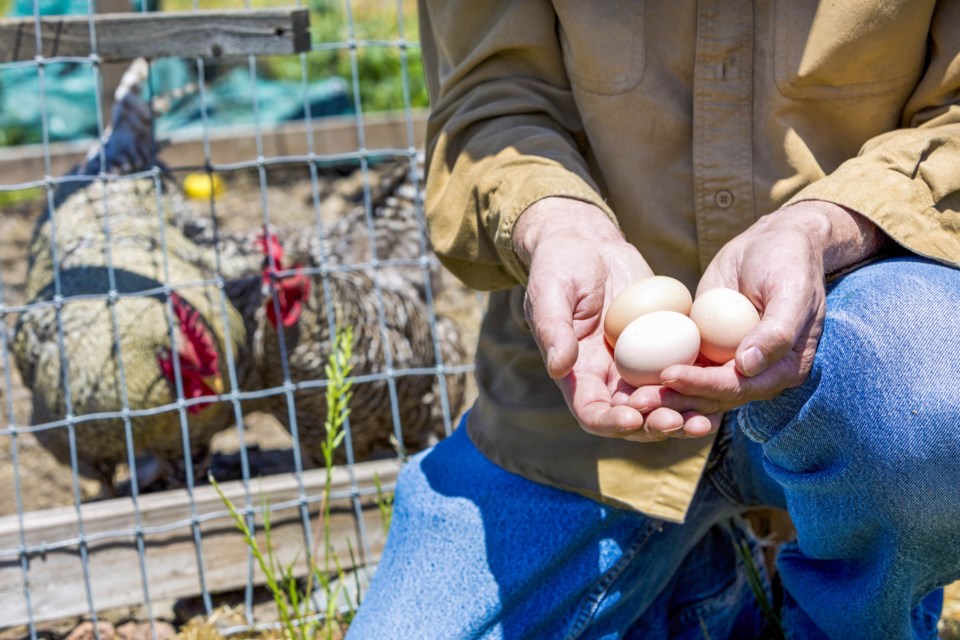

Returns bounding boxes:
[265,269,311,328]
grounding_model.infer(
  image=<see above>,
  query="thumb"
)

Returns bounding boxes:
[524,278,581,379]
[735,292,808,377]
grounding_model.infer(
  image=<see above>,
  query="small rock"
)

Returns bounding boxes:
[65,621,116,640]
[114,621,176,640]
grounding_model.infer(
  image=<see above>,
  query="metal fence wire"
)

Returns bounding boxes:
[0,1,478,636]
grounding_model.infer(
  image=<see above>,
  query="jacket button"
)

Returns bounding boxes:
[714,190,734,208]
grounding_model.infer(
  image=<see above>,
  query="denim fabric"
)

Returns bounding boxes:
[735,256,960,640]
[348,257,960,639]
[347,424,770,639]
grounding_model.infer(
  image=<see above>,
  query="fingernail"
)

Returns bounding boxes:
[741,346,766,376]
[546,346,557,371]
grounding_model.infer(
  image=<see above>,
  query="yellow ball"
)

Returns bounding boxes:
[183,173,225,200]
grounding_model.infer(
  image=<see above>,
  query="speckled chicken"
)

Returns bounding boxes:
[12,60,261,491]
[323,157,446,299]
[254,161,468,465]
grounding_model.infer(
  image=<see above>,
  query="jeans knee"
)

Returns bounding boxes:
[741,257,960,452]
[744,313,960,507]
[738,259,960,553]
[736,309,885,465]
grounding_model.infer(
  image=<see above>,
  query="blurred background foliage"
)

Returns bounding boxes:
[0,0,428,147]
[267,0,428,114]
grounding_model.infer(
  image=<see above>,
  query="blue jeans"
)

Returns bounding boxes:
[348,257,960,639]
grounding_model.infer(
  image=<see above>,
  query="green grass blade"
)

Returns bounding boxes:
[736,538,785,640]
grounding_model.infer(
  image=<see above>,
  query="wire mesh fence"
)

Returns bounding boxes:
[0,0,479,636]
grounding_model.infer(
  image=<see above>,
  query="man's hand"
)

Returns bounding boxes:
[516,197,699,441]
[621,200,889,421]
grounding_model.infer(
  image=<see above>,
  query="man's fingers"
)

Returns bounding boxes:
[659,361,752,401]
[622,409,720,441]
[560,365,645,437]
[638,407,685,434]
[679,411,721,438]
[660,356,801,405]
[564,365,688,442]
[619,384,722,415]
[524,281,580,379]
[584,404,647,437]
[735,285,816,377]
[574,395,646,438]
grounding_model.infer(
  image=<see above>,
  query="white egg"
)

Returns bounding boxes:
[689,288,761,364]
[614,311,701,387]
[604,276,693,347]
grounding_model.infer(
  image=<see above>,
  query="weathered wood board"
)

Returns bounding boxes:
[0,9,310,63]
[0,458,400,628]
[0,111,428,189]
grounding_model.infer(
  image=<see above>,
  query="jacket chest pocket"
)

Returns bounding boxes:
[774,0,932,100]
[553,0,646,96]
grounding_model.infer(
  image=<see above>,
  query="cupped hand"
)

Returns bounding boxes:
[623,200,888,418]
[515,197,697,441]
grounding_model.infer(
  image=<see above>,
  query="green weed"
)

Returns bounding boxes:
[212,324,361,639]
[264,1,428,114]
[373,472,393,534]
[736,538,785,640]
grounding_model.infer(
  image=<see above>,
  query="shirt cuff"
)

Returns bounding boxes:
[784,160,960,269]
[491,168,620,286]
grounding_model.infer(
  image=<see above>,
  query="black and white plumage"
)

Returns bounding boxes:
[12,60,261,491]
[254,159,468,465]
[14,58,468,489]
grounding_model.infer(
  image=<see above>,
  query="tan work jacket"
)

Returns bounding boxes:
[419,0,960,522]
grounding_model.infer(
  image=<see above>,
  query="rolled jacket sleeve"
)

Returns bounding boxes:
[418,0,618,290]
[785,1,960,268]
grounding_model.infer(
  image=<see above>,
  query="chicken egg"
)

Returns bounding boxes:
[614,311,701,387]
[689,287,761,364]
[604,276,693,347]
